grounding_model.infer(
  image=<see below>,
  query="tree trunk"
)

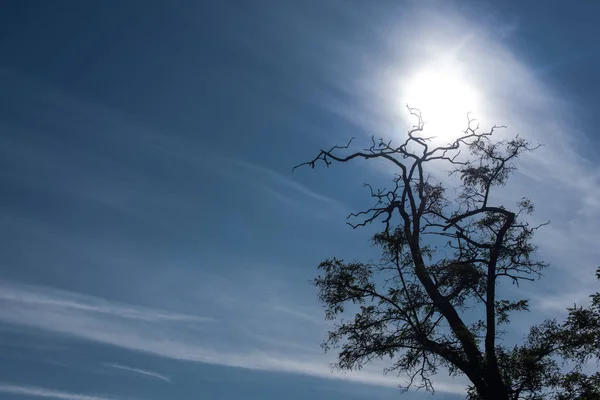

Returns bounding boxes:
[478,376,511,400]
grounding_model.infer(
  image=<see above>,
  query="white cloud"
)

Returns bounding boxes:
[103,363,171,384]
[298,1,600,316]
[0,279,467,395]
[0,280,212,323]
[0,383,119,400]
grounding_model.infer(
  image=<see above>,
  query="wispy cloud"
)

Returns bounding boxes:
[219,157,351,220]
[269,304,323,324]
[103,363,171,384]
[0,383,120,400]
[296,1,600,322]
[0,280,212,323]
[530,290,595,315]
[0,279,466,394]
[227,158,344,206]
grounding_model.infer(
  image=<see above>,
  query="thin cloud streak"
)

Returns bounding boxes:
[0,383,120,400]
[0,279,467,395]
[220,157,351,221]
[103,363,171,383]
[0,280,212,323]
[228,158,345,206]
[270,304,323,324]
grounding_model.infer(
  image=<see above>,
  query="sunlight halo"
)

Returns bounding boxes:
[401,62,481,142]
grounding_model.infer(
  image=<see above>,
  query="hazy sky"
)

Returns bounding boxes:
[1,1,599,399]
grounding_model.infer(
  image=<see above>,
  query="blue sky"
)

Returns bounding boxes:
[1,1,599,399]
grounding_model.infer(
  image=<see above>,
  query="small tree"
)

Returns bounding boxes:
[295,109,599,399]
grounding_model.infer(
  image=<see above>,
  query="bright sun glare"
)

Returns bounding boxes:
[402,65,480,141]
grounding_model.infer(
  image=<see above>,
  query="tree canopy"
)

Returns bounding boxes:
[295,109,600,400]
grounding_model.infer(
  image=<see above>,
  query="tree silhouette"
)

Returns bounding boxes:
[295,109,599,400]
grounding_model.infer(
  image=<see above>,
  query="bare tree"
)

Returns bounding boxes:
[294,108,559,399]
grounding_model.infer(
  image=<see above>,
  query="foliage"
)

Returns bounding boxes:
[295,109,600,399]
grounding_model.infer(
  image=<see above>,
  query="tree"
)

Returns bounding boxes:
[294,109,599,400]
[546,266,600,400]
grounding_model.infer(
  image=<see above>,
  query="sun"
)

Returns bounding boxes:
[402,64,480,141]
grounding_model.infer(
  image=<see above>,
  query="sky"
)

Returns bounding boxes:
[1,1,599,399]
